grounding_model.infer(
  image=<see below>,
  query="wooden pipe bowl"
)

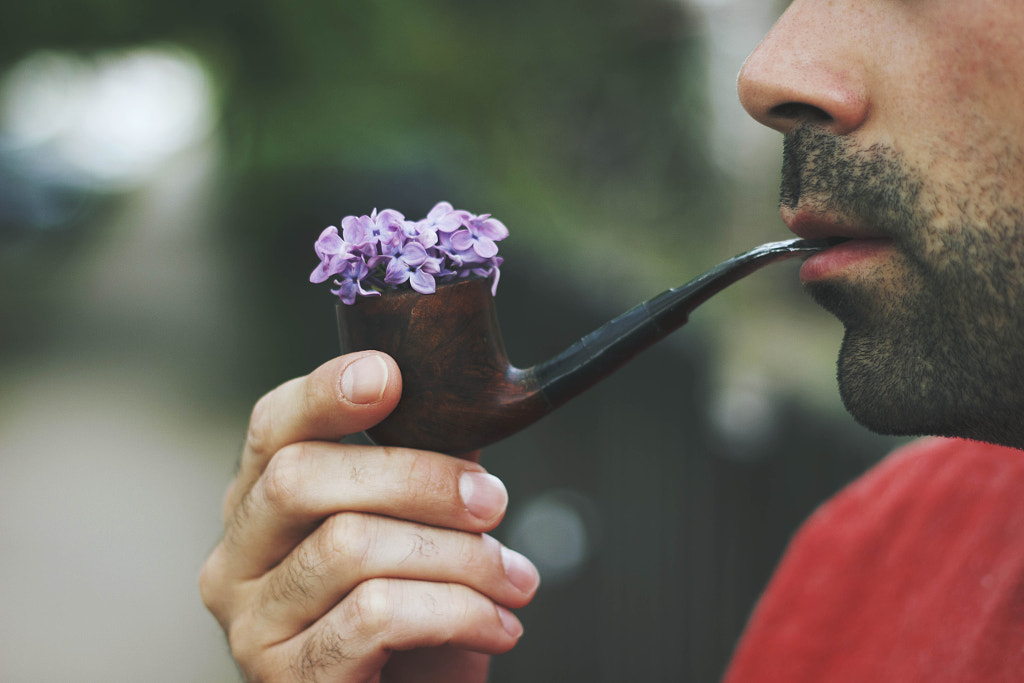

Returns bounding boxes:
[336,278,548,455]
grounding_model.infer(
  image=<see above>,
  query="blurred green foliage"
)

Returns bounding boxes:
[2,0,731,394]
[4,0,721,252]
[4,0,728,389]
[0,0,738,446]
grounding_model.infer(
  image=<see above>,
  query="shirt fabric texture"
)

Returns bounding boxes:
[722,437,1024,682]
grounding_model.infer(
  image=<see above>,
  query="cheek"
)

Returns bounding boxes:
[891,45,1024,206]
[932,10,1024,134]
[881,3,1024,150]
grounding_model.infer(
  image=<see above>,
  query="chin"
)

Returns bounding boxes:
[807,267,1024,450]
[835,331,1024,451]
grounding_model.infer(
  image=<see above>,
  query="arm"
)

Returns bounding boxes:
[199,351,540,682]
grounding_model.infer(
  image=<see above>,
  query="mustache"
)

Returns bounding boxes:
[779,126,923,235]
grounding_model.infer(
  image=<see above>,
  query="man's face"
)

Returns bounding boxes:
[737,0,1024,447]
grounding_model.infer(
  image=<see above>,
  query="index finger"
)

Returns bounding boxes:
[226,351,402,519]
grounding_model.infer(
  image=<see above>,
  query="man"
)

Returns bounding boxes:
[201,0,1024,680]
[719,1,1024,680]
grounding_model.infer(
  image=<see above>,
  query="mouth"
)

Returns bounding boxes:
[783,210,895,284]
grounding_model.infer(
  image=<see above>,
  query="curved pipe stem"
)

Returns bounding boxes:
[533,238,835,408]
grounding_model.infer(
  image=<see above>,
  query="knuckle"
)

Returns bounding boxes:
[245,392,276,459]
[226,617,267,677]
[198,549,228,618]
[348,578,396,636]
[319,512,375,572]
[260,443,312,512]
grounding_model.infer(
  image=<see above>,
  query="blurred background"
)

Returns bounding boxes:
[0,0,907,680]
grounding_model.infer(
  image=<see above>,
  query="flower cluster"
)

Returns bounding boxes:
[310,201,508,304]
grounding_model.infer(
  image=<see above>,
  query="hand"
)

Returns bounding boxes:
[200,351,540,682]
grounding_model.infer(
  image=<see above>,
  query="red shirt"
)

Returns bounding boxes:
[723,437,1024,682]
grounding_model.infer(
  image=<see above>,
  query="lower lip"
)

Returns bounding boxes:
[799,238,895,283]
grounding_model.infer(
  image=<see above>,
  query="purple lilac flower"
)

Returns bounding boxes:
[387,252,443,294]
[412,201,461,243]
[310,226,356,283]
[383,240,431,291]
[341,209,404,249]
[310,201,508,303]
[453,213,508,258]
[329,259,379,305]
[399,219,439,249]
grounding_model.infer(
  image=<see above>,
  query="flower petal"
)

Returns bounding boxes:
[401,242,428,266]
[416,229,439,248]
[426,201,454,221]
[342,215,373,245]
[474,217,509,241]
[489,266,501,295]
[454,246,486,264]
[450,229,474,251]
[435,212,463,232]
[309,264,331,284]
[385,258,412,284]
[472,236,499,258]
[314,226,344,259]
[310,254,349,283]
[410,269,436,294]
[331,278,359,305]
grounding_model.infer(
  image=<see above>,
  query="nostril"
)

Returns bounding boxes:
[769,102,834,124]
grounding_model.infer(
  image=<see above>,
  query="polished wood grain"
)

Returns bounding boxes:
[337,278,550,455]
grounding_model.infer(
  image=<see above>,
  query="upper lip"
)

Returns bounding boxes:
[782,208,890,242]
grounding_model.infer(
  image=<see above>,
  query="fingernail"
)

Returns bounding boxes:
[459,471,508,520]
[501,546,541,595]
[497,606,524,639]
[340,355,389,404]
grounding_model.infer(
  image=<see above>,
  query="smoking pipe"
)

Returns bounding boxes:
[336,237,833,455]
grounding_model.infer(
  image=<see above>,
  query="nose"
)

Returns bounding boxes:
[737,1,869,136]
